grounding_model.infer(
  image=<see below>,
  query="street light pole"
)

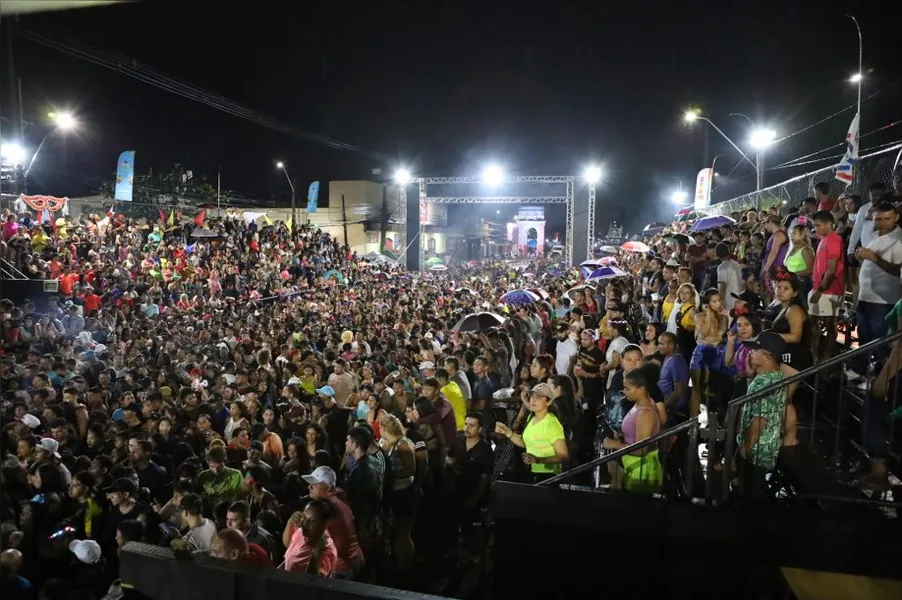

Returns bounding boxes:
[685,113,757,171]
[23,112,77,192]
[276,161,296,233]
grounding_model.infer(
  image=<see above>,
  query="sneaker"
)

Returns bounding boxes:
[844,368,863,382]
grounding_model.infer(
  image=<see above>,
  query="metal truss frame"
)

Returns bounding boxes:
[402,175,576,270]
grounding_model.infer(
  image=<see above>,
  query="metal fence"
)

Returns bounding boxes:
[706,142,902,216]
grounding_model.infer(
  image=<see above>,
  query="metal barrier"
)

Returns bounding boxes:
[536,417,701,498]
[721,330,902,502]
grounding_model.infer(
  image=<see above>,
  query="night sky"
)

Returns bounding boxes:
[5,0,902,236]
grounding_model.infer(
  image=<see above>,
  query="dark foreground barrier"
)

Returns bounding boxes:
[492,481,902,599]
[119,543,448,600]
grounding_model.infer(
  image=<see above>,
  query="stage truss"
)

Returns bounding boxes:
[401,175,582,269]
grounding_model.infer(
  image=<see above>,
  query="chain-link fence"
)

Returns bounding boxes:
[706,142,902,216]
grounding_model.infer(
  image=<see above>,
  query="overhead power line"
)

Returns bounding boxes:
[18,28,388,163]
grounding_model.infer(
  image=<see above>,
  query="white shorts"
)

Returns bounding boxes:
[807,291,841,317]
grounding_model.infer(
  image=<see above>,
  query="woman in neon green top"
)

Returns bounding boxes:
[783,224,814,300]
[495,383,568,482]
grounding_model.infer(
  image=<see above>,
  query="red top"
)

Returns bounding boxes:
[818,197,837,211]
[814,231,845,296]
[243,543,274,568]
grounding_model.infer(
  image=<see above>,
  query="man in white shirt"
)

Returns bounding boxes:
[848,183,889,257]
[178,493,218,552]
[715,243,743,310]
[848,201,902,380]
[554,323,578,377]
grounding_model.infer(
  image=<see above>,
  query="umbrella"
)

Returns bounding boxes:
[425,256,445,266]
[190,227,219,238]
[621,241,650,253]
[585,266,628,283]
[452,311,506,332]
[499,289,540,306]
[546,266,562,277]
[690,215,737,232]
[429,264,448,272]
[453,287,477,297]
[643,222,667,233]
[675,208,707,222]
[526,287,550,301]
[566,284,595,300]
[598,256,618,266]
[664,233,695,245]
[580,260,603,269]
[522,272,535,278]
[321,269,344,281]
[598,245,619,255]
[362,251,392,263]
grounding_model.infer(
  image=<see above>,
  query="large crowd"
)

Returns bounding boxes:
[1,169,901,599]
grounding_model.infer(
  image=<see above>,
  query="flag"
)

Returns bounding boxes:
[286,216,293,232]
[114,151,135,201]
[159,207,167,224]
[264,214,273,226]
[107,205,115,218]
[168,209,176,227]
[834,112,859,186]
[194,210,206,228]
[307,181,319,213]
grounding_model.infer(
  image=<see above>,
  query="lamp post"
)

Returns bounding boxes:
[276,161,296,233]
[23,111,77,190]
[731,114,777,191]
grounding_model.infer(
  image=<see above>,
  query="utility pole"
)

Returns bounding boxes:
[379,184,388,252]
[216,166,221,216]
[290,178,296,234]
[341,193,349,247]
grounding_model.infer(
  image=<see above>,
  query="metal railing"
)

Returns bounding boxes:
[0,258,28,280]
[721,329,902,501]
[536,417,701,497]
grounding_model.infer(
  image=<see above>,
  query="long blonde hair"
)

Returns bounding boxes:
[380,413,405,440]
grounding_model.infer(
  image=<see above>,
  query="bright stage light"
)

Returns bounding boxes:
[849,72,863,83]
[1,143,26,163]
[276,161,285,169]
[394,168,412,185]
[671,190,689,205]
[584,166,602,184]
[482,164,504,186]
[749,128,777,149]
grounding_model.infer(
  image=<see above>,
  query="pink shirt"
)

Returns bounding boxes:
[2,221,19,240]
[814,231,845,296]
[284,529,337,576]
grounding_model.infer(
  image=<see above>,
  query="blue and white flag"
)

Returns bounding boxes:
[834,113,859,186]
[114,150,136,201]
[307,181,320,213]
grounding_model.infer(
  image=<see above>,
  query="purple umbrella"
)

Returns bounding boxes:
[585,266,628,283]
[499,289,540,306]
[690,215,737,232]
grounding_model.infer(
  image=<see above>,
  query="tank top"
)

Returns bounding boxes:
[387,437,415,490]
[764,231,787,272]
[783,246,809,274]
[771,305,814,370]
[621,404,661,445]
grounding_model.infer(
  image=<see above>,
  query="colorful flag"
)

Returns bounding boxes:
[159,207,167,224]
[834,113,859,186]
[694,168,713,209]
[194,210,206,228]
[114,151,135,201]
[106,205,115,218]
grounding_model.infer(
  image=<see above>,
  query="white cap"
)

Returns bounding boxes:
[69,539,102,564]
[424,332,433,339]
[21,414,41,429]
[37,437,61,458]
[287,376,301,386]
[418,361,435,370]
[301,466,337,487]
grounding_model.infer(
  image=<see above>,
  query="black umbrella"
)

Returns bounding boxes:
[452,311,506,332]
[190,227,219,238]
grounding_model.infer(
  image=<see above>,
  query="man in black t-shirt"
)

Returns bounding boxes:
[574,329,605,411]
[447,412,494,527]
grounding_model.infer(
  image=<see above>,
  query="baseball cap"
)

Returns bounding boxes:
[424,332,434,339]
[530,383,554,398]
[103,477,139,496]
[418,361,435,370]
[37,438,61,458]
[287,376,301,386]
[69,539,102,564]
[21,414,41,429]
[301,466,337,486]
[315,385,335,397]
[159,386,173,397]
[742,331,786,362]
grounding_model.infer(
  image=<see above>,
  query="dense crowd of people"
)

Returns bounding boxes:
[0,168,900,599]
